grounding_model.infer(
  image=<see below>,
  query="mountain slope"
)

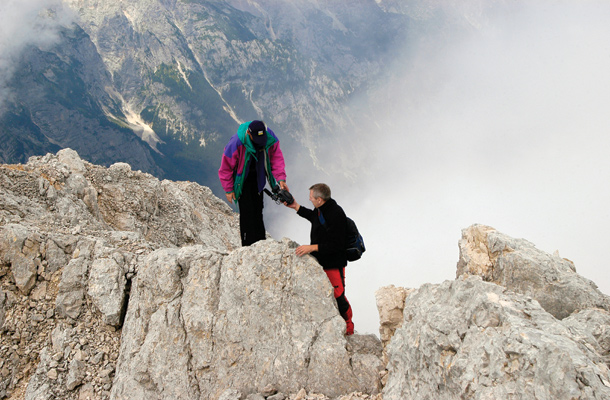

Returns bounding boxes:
[1,0,409,193]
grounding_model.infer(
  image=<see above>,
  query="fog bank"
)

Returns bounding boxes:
[269,1,610,335]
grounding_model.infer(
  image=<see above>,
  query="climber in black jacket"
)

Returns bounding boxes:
[285,183,354,335]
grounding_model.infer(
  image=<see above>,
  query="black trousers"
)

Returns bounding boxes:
[238,171,265,246]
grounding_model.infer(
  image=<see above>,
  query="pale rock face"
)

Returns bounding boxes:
[87,254,128,326]
[562,308,610,367]
[0,149,383,400]
[0,149,241,399]
[111,240,383,399]
[5,150,610,400]
[375,285,414,363]
[57,148,87,174]
[2,149,382,400]
[457,224,610,319]
[455,224,497,280]
[383,276,610,400]
[0,224,41,295]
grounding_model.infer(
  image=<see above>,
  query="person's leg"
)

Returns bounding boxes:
[324,268,354,335]
[238,173,266,246]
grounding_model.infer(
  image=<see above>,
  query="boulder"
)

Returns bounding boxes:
[55,239,96,320]
[57,148,87,174]
[0,224,41,295]
[111,239,383,399]
[375,285,413,361]
[345,334,385,393]
[24,348,55,400]
[87,254,128,327]
[43,236,72,276]
[457,224,610,319]
[383,276,610,399]
[66,359,86,391]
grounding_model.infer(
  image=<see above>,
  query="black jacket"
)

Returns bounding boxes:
[297,198,347,269]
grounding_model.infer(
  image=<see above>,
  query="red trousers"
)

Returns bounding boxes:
[324,268,354,335]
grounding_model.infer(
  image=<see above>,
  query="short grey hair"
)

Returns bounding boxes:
[309,183,331,201]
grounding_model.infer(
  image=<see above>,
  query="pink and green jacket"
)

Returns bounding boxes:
[218,121,287,201]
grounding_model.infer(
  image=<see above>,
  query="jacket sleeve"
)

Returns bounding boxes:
[218,135,241,193]
[268,141,287,182]
[296,205,316,223]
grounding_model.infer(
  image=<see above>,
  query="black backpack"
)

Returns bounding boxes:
[345,217,365,262]
[318,212,366,262]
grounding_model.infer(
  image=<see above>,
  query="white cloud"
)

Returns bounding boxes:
[0,0,74,110]
[269,1,610,335]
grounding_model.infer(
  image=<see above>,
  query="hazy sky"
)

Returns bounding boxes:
[267,1,610,335]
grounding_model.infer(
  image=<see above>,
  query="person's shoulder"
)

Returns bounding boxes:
[328,198,341,207]
[328,198,346,215]
[229,133,242,144]
[225,133,244,153]
[265,128,281,151]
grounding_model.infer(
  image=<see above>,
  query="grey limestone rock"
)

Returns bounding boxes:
[43,236,72,276]
[375,285,414,364]
[66,359,86,391]
[218,389,242,400]
[19,149,241,251]
[51,324,72,353]
[345,334,385,394]
[0,149,242,399]
[0,224,41,295]
[7,150,610,400]
[457,224,610,319]
[562,308,610,367]
[87,254,128,327]
[111,239,382,400]
[383,276,610,399]
[0,291,5,331]
[57,148,87,174]
[55,240,94,320]
[24,348,54,400]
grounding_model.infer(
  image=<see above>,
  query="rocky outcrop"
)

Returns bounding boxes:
[562,308,610,366]
[4,151,610,400]
[377,225,610,399]
[457,224,610,319]
[374,286,412,361]
[1,148,240,250]
[0,148,238,398]
[0,149,382,399]
[111,240,382,399]
[383,276,610,399]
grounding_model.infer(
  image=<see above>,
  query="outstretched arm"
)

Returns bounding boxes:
[285,199,300,212]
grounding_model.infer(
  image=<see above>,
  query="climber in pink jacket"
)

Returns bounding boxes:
[219,120,288,246]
